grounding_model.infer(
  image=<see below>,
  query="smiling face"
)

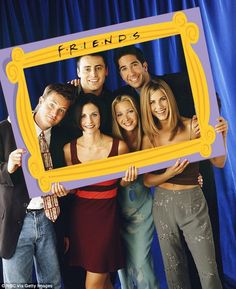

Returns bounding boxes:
[115,100,138,132]
[77,55,108,96]
[35,92,70,130]
[149,89,169,122]
[118,54,150,90]
[80,103,101,134]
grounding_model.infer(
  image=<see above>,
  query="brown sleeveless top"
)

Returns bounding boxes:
[70,137,119,164]
[70,138,120,199]
[153,162,199,185]
[153,118,199,185]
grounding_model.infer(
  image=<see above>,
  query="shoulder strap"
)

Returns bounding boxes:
[108,138,119,157]
[70,139,80,164]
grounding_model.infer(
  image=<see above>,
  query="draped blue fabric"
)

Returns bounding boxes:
[0,1,235,288]
[198,1,236,288]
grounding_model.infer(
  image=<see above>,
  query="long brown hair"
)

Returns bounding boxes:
[112,94,142,151]
[140,79,184,146]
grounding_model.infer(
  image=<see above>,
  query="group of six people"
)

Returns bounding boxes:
[0,45,228,289]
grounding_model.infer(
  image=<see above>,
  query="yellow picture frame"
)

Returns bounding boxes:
[2,9,224,196]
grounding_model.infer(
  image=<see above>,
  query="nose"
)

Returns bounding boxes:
[122,114,130,122]
[87,115,93,123]
[129,66,135,75]
[156,101,163,110]
[152,103,159,113]
[90,68,97,77]
[50,107,58,117]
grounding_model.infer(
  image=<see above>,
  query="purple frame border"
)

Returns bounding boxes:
[0,8,225,197]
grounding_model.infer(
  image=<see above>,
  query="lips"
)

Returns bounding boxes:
[128,76,140,84]
[154,108,168,120]
[157,109,166,114]
[88,79,99,83]
[121,121,137,131]
[123,122,133,127]
[84,124,95,129]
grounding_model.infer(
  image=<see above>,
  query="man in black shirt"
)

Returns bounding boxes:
[65,52,113,138]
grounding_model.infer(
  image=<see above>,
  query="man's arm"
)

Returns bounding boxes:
[0,122,24,186]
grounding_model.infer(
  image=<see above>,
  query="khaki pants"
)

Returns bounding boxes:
[153,186,222,289]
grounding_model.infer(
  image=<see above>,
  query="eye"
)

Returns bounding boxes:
[116,113,122,118]
[92,113,98,117]
[84,67,91,72]
[160,96,167,101]
[81,114,86,119]
[150,99,155,105]
[128,109,134,113]
[96,66,103,71]
[47,102,55,109]
[59,108,66,115]
[120,67,127,73]
[131,62,139,69]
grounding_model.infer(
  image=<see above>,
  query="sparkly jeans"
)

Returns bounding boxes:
[153,186,222,289]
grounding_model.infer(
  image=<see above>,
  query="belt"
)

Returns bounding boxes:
[26,208,44,213]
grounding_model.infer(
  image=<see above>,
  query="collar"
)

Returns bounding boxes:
[34,120,52,145]
[80,85,108,98]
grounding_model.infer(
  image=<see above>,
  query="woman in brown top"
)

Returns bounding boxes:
[141,79,228,289]
[61,94,137,289]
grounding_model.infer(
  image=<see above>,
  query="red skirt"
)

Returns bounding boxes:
[68,196,125,273]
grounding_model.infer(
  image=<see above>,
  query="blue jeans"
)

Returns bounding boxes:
[2,210,61,289]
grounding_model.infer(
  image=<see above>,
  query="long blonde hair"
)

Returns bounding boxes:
[112,94,142,151]
[140,79,184,146]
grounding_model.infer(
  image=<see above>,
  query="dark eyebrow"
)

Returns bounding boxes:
[82,64,104,69]
[119,65,126,70]
[119,60,139,71]
[119,65,126,71]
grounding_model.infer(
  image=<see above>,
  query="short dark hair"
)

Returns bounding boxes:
[77,52,108,69]
[74,93,104,130]
[114,45,146,70]
[42,83,77,105]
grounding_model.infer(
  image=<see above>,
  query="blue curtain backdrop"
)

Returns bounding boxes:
[0,1,235,288]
